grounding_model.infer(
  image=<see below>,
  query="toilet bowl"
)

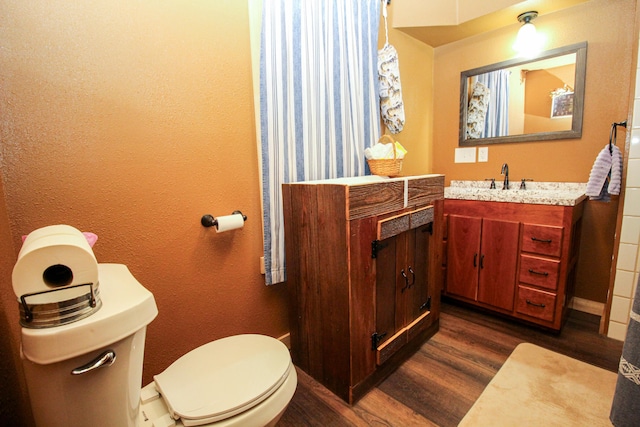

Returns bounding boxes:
[138,334,297,427]
[139,335,297,427]
[14,226,297,427]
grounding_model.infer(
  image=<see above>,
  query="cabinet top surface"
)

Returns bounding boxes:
[286,174,444,186]
[445,181,586,206]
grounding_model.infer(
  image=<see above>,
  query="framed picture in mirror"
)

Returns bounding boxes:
[551,91,574,119]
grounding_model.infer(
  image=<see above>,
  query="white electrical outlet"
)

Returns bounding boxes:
[478,147,488,162]
[454,147,476,163]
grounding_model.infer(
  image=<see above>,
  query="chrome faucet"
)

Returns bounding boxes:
[501,163,509,190]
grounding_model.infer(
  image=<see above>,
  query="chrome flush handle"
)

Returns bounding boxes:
[71,350,116,375]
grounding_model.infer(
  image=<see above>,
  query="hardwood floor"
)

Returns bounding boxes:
[276,300,624,427]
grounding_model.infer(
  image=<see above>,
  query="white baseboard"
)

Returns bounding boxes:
[570,297,605,316]
[277,332,291,349]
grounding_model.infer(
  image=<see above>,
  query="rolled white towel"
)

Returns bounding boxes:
[586,144,623,200]
[609,145,623,195]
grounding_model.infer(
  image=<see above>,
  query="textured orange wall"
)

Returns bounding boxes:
[0,178,31,425]
[432,0,636,303]
[0,0,288,387]
[381,4,435,176]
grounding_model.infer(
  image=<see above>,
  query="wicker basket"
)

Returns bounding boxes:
[367,134,403,177]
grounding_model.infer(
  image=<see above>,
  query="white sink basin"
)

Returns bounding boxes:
[445,180,587,206]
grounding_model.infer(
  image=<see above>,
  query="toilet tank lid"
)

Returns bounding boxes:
[153,334,292,424]
[21,263,158,364]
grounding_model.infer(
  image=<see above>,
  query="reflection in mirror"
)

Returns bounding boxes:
[460,42,587,146]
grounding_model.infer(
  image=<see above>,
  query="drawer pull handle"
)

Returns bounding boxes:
[531,237,552,243]
[401,269,413,292]
[407,266,416,289]
[528,268,549,276]
[526,299,546,308]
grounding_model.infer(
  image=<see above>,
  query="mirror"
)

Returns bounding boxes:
[459,42,587,146]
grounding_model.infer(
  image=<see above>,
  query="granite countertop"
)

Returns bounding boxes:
[445,180,587,206]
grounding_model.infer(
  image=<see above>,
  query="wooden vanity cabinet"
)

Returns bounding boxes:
[283,175,444,404]
[443,199,584,331]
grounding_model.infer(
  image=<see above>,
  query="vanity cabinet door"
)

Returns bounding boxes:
[446,215,481,300]
[374,221,434,366]
[374,232,404,351]
[446,215,519,311]
[477,218,519,311]
[406,223,433,329]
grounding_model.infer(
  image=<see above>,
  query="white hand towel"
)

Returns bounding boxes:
[586,144,623,200]
[609,144,623,195]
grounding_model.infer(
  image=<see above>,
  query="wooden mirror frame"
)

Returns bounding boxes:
[459,41,587,146]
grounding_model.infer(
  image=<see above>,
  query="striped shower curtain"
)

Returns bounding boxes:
[474,69,510,138]
[259,0,381,285]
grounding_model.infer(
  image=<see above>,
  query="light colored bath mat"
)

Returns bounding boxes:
[459,342,616,426]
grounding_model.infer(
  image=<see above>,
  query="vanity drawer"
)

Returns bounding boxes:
[519,254,560,290]
[521,224,563,257]
[377,206,434,241]
[377,212,410,240]
[516,286,556,322]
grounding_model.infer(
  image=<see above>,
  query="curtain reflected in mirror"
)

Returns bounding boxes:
[459,42,587,146]
[466,70,510,139]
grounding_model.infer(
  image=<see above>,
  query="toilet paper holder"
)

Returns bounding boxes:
[19,282,100,328]
[201,211,247,228]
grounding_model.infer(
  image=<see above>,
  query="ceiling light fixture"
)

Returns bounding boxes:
[514,11,542,58]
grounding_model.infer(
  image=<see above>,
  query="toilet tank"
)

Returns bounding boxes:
[21,264,158,427]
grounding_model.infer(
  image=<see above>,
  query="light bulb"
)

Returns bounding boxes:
[514,11,543,58]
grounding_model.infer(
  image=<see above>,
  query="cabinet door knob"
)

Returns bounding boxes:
[473,253,478,267]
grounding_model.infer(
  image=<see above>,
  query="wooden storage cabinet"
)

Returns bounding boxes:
[443,199,584,331]
[283,175,444,404]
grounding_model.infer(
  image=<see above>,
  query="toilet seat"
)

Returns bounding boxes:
[152,334,292,427]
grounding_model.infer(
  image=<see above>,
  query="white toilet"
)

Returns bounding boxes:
[13,226,297,427]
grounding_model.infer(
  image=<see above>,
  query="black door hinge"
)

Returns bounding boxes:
[422,222,433,235]
[371,331,387,350]
[419,296,432,311]
[371,240,388,258]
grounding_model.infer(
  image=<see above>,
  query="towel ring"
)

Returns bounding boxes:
[610,121,627,154]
